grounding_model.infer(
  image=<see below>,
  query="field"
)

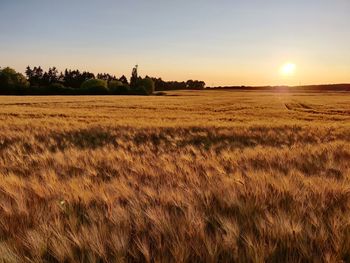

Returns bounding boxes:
[0,90,349,262]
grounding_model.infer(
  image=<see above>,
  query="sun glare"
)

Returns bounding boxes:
[280,63,296,76]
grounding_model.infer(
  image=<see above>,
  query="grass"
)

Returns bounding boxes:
[0,90,349,262]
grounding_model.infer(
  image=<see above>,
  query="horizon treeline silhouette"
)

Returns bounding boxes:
[0,65,206,96]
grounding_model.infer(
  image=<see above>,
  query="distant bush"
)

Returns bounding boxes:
[80,79,109,95]
[108,80,124,89]
[133,86,149,95]
[49,83,75,95]
[109,85,130,95]
[50,83,65,89]
[136,78,155,95]
[81,78,108,90]
[25,84,75,95]
[108,80,131,95]
[0,67,29,95]
[186,80,206,90]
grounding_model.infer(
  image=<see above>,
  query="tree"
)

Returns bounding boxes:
[25,66,33,82]
[108,80,129,94]
[119,75,128,85]
[97,73,117,82]
[186,80,205,89]
[0,67,29,94]
[63,69,95,88]
[5,65,206,95]
[80,79,108,94]
[25,66,44,86]
[136,77,155,95]
[130,65,139,88]
[108,80,124,89]
[42,67,58,86]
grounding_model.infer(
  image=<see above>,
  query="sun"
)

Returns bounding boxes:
[280,63,296,76]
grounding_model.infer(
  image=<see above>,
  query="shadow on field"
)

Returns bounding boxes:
[35,128,119,151]
[24,126,350,153]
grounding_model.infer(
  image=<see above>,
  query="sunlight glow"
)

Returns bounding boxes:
[280,63,296,76]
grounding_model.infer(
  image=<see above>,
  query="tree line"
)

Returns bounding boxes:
[0,65,205,95]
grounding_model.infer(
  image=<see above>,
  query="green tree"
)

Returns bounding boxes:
[80,78,108,94]
[108,80,124,89]
[0,67,29,94]
[136,77,155,95]
[108,80,129,94]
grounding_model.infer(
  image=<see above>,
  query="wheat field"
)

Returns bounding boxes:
[0,90,349,263]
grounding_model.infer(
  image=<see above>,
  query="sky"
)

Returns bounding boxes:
[0,0,349,86]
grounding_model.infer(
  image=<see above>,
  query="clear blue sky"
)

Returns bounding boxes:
[1,0,349,85]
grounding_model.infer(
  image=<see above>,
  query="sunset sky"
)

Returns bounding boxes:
[1,0,349,86]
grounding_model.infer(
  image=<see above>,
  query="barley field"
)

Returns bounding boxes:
[0,90,349,263]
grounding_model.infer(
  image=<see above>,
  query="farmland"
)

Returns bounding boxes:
[0,90,349,262]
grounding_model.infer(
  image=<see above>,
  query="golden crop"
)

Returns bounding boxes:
[0,90,349,262]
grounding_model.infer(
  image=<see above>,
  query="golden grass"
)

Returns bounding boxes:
[0,90,349,262]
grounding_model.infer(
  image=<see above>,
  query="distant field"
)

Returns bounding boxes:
[0,90,349,262]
